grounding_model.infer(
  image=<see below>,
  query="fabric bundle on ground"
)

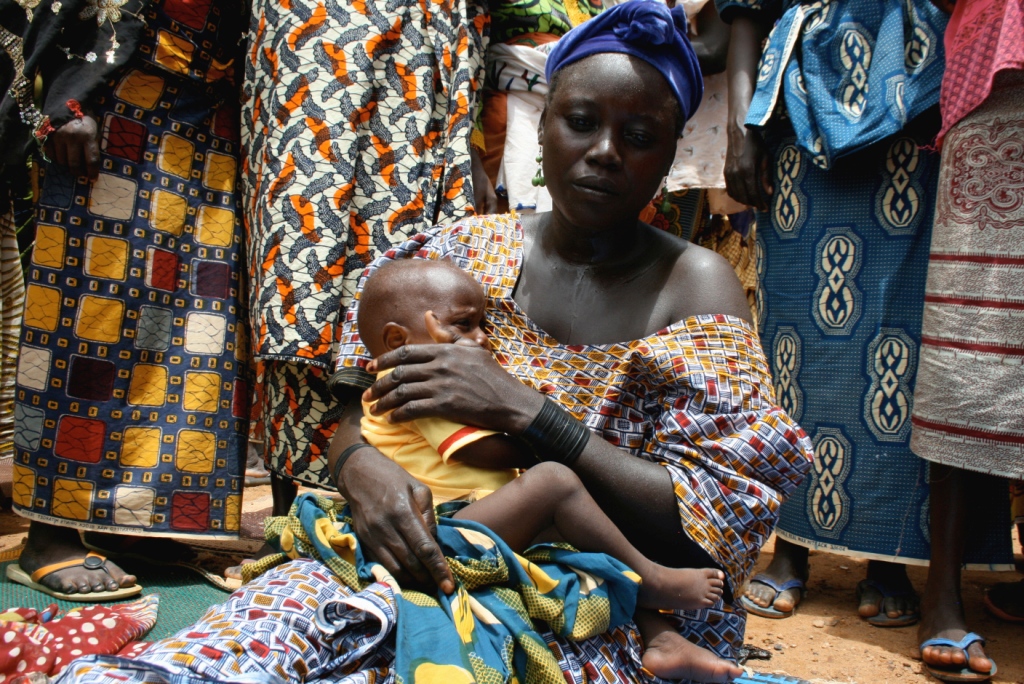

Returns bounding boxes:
[252,494,642,683]
[0,596,158,682]
[56,493,642,684]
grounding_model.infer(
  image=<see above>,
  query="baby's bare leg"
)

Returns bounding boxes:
[453,462,725,610]
[635,610,744,683]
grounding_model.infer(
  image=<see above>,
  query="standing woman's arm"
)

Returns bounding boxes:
[722,12,772,209]
[690,1,730,76]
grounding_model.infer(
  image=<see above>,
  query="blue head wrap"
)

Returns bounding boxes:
[545,0,704,124]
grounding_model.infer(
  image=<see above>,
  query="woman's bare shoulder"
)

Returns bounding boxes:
[656,230,753,324]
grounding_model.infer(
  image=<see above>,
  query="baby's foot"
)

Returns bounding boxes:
[642,629,744,682]
[639,566,725,610]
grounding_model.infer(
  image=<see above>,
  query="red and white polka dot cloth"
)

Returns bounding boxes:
[0,595,157,683]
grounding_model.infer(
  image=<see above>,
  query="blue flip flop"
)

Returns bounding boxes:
[738,574,806,619]
[734,673,811,683]
[919,633,997,682]
[856,578,920,627]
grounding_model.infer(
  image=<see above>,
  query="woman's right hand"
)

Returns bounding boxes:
[723,14,773,211]
[45,116,100,180]
[724,121,772,211]
[338,443,456,594]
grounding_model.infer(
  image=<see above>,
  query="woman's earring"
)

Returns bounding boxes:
[532,155,545,187]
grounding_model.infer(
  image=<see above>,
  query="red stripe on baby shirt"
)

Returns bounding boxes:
[438,426,483,456]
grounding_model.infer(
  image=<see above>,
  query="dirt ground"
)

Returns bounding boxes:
[742,536,1024,684]
[0,491,1020,683]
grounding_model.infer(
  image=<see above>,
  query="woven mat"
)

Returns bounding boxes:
[0,548,230,640]
[241,504,273,541]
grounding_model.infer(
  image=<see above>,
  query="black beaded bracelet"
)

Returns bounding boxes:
[520,398,590,466]
[332,442,373,487]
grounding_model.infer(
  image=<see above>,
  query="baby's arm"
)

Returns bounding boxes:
[448,434,535,470]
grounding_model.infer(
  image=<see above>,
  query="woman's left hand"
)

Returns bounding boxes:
[45,116,100,180]
[470,147,498,214]
[364,343,545,433]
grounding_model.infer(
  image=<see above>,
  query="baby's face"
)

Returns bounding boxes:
[411,275,488,348]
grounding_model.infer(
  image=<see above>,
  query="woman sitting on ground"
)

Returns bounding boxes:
[56,3,812,682]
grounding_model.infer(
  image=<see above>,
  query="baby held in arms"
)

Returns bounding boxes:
[356,259,730,679]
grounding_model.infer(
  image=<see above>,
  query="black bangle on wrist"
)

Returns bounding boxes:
[332,442,373,487]
[519,398,590,466]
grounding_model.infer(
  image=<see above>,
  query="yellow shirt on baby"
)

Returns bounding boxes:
[360,374,519,502]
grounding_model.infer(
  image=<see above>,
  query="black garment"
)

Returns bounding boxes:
[0,0,150,183]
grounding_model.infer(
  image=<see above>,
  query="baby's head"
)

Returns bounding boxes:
[357,260,488,359]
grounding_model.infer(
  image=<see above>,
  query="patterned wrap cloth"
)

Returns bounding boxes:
[243,0,489,484]
[909,0,1024,481]
[54,215,812,683]
[0,0,157,467]
[12,0,250,538]
[713,0,1014,567]
[333,214,814,661]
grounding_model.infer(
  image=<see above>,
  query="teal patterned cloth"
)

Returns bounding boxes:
[259,494,641,682]
[715,0,949,168]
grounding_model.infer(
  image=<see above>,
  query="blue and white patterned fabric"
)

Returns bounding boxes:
[757,125,1013,567]
[713,0,1015,566]
[716,0,949,169]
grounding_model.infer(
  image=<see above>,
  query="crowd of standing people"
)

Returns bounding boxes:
[0,0,1020,681]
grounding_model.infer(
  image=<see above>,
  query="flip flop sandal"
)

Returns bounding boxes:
[6,552,143,602]
[244,469,272,487]
[81,534,198,565]
[983,582,1024,623]
[920,633,997,683]
[856,578,920,627]
[82,538,240,593]
[734,672,811,683]
[738,574,805,619]
[736,644,773,665]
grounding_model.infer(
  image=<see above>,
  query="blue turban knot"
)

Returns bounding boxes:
[545,0,704,126]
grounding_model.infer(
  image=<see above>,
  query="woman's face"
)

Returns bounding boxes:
[541,53,679,231]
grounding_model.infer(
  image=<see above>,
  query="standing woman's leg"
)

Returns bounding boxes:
[241,0,488,496]
[910,72,1024,679]
[744,122,942,623]
[917,465,996,674]
[11,0,250,597]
